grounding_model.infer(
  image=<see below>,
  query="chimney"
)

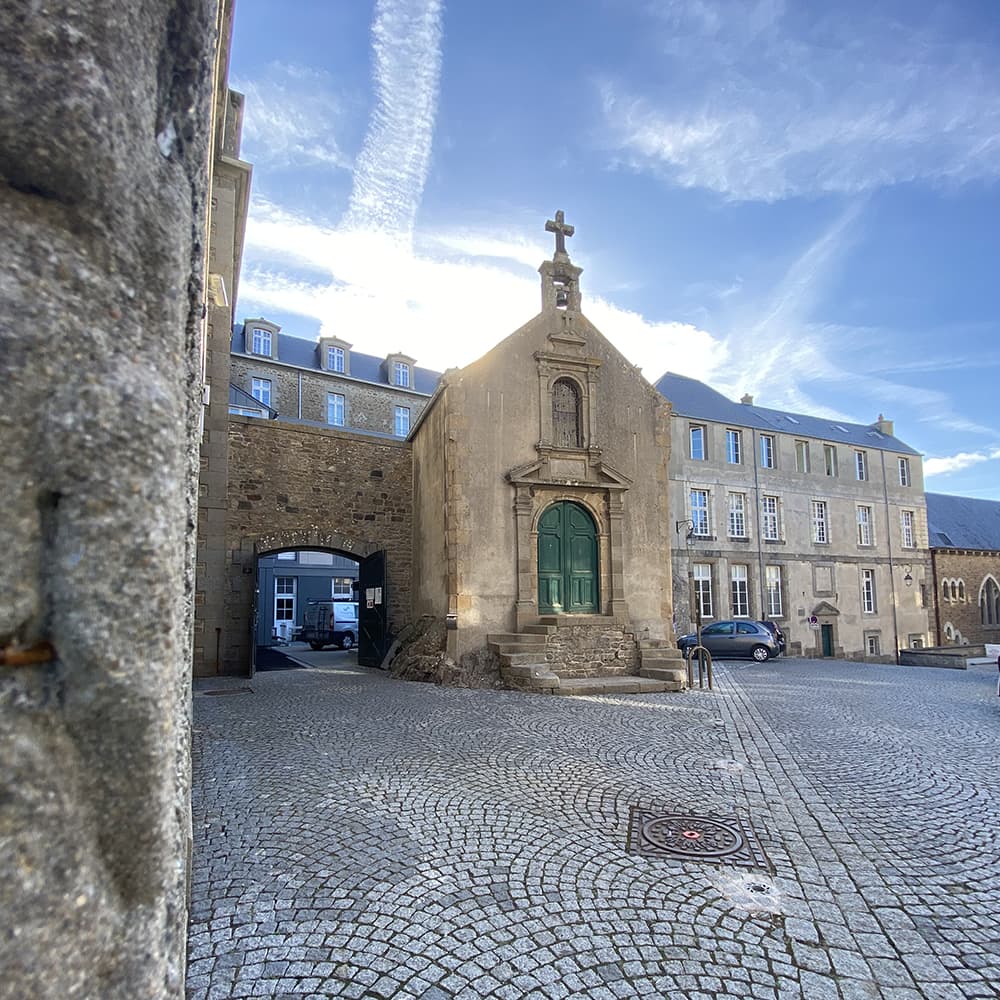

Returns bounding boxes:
[740,393,754,405]
[874,413,894,436]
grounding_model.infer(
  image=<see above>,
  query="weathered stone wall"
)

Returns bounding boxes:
[219,417,415,674]
[932,549,1000,646]
[544,622,640,678]
[0,1,217,996]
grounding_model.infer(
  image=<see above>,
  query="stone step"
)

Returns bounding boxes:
[487,632,540,645]
[639,666,688,684]
[639,638,677,650]
[639,652,684,668]
[500,652,551,667]
[489,639,548,654]
[553,676,683,696]
[521,624,557,635]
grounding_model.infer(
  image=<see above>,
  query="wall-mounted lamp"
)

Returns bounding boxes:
[902,564,913,587]
[675,519,695,540]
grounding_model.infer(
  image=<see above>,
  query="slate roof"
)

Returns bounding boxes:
[654,371,921,456]
[925,492,1000,551]
[233,324,442,395]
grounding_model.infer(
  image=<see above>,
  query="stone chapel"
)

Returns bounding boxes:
[406,213,684,693]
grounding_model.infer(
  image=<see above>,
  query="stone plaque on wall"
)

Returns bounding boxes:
[550,458,587,480]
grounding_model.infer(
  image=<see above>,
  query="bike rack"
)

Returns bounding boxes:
[685,645,714,690]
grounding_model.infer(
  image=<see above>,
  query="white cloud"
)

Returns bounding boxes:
[233,65,353,171]
[924,449,1000,478]
[603,3,1000,200]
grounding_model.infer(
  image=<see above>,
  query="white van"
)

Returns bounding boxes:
[301,600,359,651]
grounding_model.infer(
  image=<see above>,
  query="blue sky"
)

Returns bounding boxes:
[230,0,1000,500]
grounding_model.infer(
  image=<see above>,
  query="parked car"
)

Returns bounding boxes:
[756,620,786,655]
[300,600,359,650]
[677,620,780,661]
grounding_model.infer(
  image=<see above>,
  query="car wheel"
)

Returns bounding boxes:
[309,642,324,651]
[340,633,354,650]
[751,644,770,662]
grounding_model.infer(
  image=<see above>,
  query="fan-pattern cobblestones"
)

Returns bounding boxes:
[187,658,1000,999]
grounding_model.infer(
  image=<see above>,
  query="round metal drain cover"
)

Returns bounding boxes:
[641,814,746,859]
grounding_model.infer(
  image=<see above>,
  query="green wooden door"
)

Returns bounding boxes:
[538,502,598,614]
[821,623,834,657]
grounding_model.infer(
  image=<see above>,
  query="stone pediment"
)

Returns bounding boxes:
[507,451,632,491]
[811,601,840,616]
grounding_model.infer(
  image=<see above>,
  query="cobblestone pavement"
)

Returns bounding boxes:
[187,657,1000,999]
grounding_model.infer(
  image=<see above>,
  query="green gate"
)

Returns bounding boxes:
[537,501,598,614]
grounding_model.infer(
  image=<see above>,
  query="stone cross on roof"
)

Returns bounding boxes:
[545,210,574,257]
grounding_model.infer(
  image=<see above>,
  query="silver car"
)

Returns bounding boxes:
[677,620,780,661]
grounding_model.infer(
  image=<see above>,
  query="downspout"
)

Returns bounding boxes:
[931,548,942,645]
[751,430,766,618]
[880,450,901,661]
[297,372,302,419]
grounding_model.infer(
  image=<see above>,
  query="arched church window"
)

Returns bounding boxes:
[941,580,949,602]
[552,378,582,448]
[957,580,966,601]
[981,577,1000,626]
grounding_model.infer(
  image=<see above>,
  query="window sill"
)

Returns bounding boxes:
[763,538,785,545]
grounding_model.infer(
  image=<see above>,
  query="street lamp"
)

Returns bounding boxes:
[902,564,913,587]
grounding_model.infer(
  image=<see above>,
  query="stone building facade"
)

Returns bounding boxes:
[660,374,932,661]
[926,492,1000,647]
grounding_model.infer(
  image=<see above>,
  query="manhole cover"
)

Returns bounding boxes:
[627,808,770,870]
[199,686,254,696]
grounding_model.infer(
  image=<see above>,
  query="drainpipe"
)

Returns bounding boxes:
[751,431,766,618]
[880,450,901,662]
[931,548,942,645]
[297,372,302,419]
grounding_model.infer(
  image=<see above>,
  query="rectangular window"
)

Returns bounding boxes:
[765,565,783,616]
[274,576,295,623]
[276,551,296,561]
[856,505,873,546]
[908,634,925,649]
[327,392,345,426]
[394,361,410,387]
[861,568,877,613]
[901,510,915,549]
[693,563,713,619]
[690,425,705,460]
[328,346,345,372]
[761,495,780,541]
[250,377,271,407]
[898,457,911,487]
[332,577,353,598]
[394,405,410,437]
[726,429,742,465]
[728,493,747,538]
[811,500,828,543]
[824,444,838,477]
[855,450,868,481]
[251,327,271,356]
[731,565,749,617]
[690,489,710,536]
[759,434,775,469]
[866,632,881,656]
[795,440,811,473]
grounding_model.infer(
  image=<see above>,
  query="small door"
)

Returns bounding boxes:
[358,550,388,667]
[821,623,834,657]
[538,501,598,614]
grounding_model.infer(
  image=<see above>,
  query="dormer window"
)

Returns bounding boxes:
[319,336,352,374]
[393,361,410,388]
[328,345,345,373]
[251,327,272,356]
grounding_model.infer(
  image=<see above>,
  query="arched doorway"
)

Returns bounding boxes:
[537,501,599,614]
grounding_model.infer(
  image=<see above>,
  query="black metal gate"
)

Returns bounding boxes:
[357,550,388,667]
[249,560,259,677]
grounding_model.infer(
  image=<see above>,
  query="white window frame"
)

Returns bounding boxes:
[728,493,747,538]
[765,565,783,617]
[824,444,838,477]
[866,632,881,656]
[394,361,410,388]
[690,425,706,461]
[693,563,713,619]
[394,405,410,437]
[332,577,353,599]
[761,495,780,541]
[327,391,345,427]
[328,345,346,373]
[811,500,829,544]
[901,510,915,549]
[251,327,272,356]
[898,457,911,487]
[690,489,710,537]
[726,429,742,465]
[759,434,775,469]
[856,505,873,546]
[861,568,877,614]
[855,450,868,481]
[795,440,811,473]
[731,564,750,618]
[250,377,272,407]
[274,576,296,623]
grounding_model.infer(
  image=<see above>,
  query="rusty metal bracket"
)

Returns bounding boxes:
[0,641,56,666]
